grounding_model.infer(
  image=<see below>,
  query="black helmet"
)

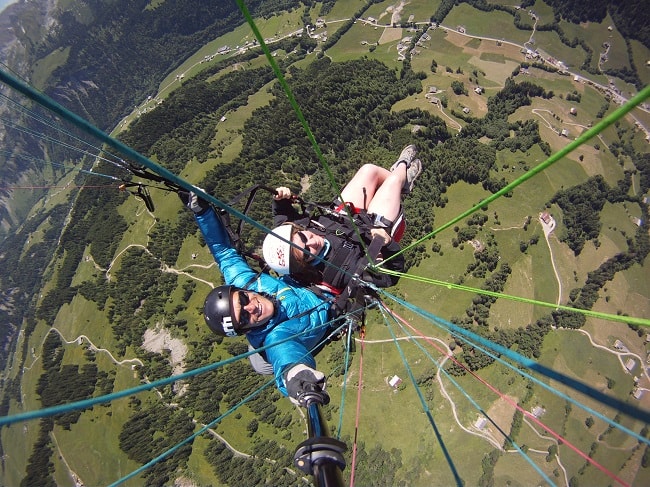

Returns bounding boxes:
[204,285,240,337]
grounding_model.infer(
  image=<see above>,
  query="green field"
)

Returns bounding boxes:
[631,39,650,86]
[443,4,531,46]
[3,1,650,486]
[559,13,630,73]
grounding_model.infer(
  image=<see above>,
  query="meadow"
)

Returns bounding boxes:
[3,1,649,486]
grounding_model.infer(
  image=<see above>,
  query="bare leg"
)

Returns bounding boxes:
[339,164,406,222]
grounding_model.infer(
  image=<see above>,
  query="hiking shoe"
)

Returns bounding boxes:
[403,158,422,194]
[390,144,418,173]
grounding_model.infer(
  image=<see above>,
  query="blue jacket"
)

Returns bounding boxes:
[195,208,332,395]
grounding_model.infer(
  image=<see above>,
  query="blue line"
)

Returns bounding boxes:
[381,290,650,445]
[381,303,556,486]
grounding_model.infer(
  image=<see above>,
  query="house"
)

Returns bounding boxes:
[463,107,470,114]
[570,107,577,115]
[625,358,636,372]
[531,406,546,418]
[474,416,488,429]
[560,129,568,137]
[388,375,402,388]
[540,212,551,224]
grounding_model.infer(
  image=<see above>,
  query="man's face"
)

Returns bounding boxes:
[232,290,275,332]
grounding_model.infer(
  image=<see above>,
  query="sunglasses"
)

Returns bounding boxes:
[295,231,314,262]
[237,290,251,327]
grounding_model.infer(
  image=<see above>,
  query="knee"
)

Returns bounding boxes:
[356,163,379,177]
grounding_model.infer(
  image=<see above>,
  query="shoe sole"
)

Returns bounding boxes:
[403,158,422,194]
[390,144,417,172]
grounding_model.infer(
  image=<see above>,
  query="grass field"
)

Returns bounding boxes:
[325,21,388,63]
[630,39,650,87]
[324,0,367,20]
[4,2,650,486]
[443,4,531,46]
[559,13,630,73]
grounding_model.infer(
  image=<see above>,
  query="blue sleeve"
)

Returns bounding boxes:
[264,323,318,395]
[194,208,258,287]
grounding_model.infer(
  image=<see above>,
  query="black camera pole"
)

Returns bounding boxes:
[292,234,386,486]
[293,386,347,487]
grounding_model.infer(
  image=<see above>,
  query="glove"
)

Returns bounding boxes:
[285,364,326,406]
[178,190,209,215]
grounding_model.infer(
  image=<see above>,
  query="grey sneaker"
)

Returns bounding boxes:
[390,144,417,172]
[403,158,422,194]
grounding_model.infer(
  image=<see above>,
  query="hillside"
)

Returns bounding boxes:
[1,1,649,486]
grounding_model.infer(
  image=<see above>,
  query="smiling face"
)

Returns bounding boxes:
[231,290,275,332]
[291,229,325,263]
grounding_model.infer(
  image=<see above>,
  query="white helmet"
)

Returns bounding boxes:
[262,224,293,275]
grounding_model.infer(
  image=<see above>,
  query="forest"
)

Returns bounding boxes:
[10,51,646,483]
[1,1,649,485]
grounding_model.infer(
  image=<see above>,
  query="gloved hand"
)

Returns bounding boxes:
[178,190,209,215]
[285,364,326,406]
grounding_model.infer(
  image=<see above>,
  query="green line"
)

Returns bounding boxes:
[381,269,650,327]
[234,0,375,259]
[380,84,650,266]
[234,0,340,197]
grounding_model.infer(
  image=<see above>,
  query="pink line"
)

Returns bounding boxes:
[384,304,629,487]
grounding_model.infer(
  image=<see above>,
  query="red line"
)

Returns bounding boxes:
[384,304,630,487]
[349,335,365,487]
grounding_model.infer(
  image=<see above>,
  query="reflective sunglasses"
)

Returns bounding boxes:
[295,231,314,262]
[237,290,251,326]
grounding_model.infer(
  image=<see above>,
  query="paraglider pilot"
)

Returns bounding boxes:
[180,190,331,406]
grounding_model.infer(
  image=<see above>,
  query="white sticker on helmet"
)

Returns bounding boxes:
[222,316,238,337]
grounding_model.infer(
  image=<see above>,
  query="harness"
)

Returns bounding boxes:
[304,215,368,292]
[120,175,377,329]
